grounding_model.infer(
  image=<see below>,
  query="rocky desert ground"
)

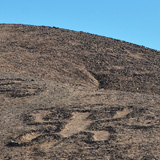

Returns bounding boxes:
[0,24,160,159]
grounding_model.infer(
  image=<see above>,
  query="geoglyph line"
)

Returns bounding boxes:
[59,112,110,141]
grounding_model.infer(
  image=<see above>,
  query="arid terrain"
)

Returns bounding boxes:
[0,24,160,160]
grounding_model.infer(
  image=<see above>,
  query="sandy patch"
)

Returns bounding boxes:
[59,112,91,137]
[19,132,41,143]
[91,131,110,141]
[31,110,50,123]
[59,112,110,141]
[113,108,132,119]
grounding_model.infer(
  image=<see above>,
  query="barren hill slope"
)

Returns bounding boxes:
[0,24,160,159]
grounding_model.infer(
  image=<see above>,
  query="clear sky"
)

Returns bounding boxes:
[1,0,160,51]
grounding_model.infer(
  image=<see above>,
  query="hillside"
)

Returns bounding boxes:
[0,24,160,159]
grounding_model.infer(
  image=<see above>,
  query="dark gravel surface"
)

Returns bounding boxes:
[0,24,160,160]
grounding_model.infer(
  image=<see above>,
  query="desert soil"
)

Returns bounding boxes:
[0,24,160,159]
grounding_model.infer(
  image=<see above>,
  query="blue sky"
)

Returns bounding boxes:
[1,0,160,51]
